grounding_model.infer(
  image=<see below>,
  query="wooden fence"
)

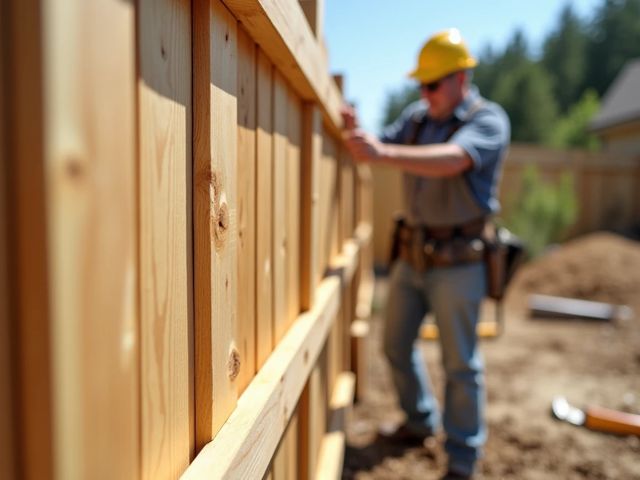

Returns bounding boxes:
[500,144,640,237]
[371,144,640,265]
[1,1,374,479]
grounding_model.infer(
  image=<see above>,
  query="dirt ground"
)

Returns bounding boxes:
[343,232,640,479]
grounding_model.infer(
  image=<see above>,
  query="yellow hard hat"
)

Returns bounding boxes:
[408,28,477,84]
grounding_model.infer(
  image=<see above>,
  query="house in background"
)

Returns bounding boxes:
[590,58,640,154]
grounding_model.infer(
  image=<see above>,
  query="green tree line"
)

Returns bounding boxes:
[381,0,640,150]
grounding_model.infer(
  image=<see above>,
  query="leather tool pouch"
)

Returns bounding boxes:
[483,227,526,300]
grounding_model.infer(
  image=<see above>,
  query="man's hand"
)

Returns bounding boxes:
[343,129,385,163]
[340,103,359,131]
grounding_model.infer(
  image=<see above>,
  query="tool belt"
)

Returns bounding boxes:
[391,215,487,270]
[389,214,521,300]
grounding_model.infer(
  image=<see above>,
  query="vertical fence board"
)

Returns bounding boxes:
[328,311,343,401]
[286,90,302,327]
[300,106,322,311]
[299,0,324,37]
[272,435,287,480]
[318,132,339,277]
[286,409,300,479]
[7,0,54,477]
[297,382,311,480]
[138,0,194,477]
[237,26,257,393]
[272,408,300,480]
[309,348,328,478]
[273,71,288,343]
[340,150,354,242]
[193,0,239,449]
[0,4,15,475]
[256,50,274,368]
[43,0,139,477]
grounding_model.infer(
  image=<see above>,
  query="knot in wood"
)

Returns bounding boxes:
[227,346,241,381]
[65,156,85,180]
[213,202,229,251]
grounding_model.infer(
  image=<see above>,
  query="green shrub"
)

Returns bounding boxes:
[503,164,578,257]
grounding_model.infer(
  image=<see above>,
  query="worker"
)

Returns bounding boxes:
[342,29,510,480]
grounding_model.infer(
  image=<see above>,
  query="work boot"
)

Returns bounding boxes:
[376,422,433,447]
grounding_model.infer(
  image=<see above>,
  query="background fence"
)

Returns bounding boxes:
[1,0,373,479]
[371,144,640,265]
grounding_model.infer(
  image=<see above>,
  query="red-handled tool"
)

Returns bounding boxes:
[551,396,640,436]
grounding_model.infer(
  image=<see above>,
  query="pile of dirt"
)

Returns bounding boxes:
[344,232,640,479]
[507,232,640,310]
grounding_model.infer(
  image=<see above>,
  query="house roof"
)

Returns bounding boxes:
[590,58,640,132]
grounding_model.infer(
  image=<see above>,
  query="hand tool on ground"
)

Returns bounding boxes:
[551,396,640,436]
[530,294,633,321]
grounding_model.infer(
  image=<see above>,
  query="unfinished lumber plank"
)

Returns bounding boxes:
[313,347,329,476]
[6,0,54,477]
[273,71,289,343]
[256,49,274,368]
[273,407,300,480]
[327,313,341,401]
[181,275,341,480]
[271,431,287,480]
[355,165,373,227]
[237,25,257,394]
[287,409,300,479]
[325,231,360,386]
[287,88,302,327]
[297,380,311,480]
[220,0,343,134]
[297,345,329,480]
[138,0,194,477]
[300,105,322,311]
[0,10,15,477]
[10,0,142,477]
[339,151,355,245]
[355,268,374,320]
[314,372,356,480]
[193,0,239,450]
[39,0,140,478]
[299,0,324,37]
[327,239,360,286]
[318,132,340,277]
[350,319,369,402]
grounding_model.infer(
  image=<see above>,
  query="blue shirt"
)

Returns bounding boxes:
[380,86,510,227]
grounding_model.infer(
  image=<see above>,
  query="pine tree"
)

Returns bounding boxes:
[541,4,589,112]
[586,0,640,96]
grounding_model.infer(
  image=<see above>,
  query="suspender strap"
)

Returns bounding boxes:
[406,97,485,146]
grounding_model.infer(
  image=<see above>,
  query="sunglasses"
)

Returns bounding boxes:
[420,73,454,92]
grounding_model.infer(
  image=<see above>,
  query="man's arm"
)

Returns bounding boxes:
[344,129,473,178]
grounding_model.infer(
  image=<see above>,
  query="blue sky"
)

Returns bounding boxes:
[325,0,602,133]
